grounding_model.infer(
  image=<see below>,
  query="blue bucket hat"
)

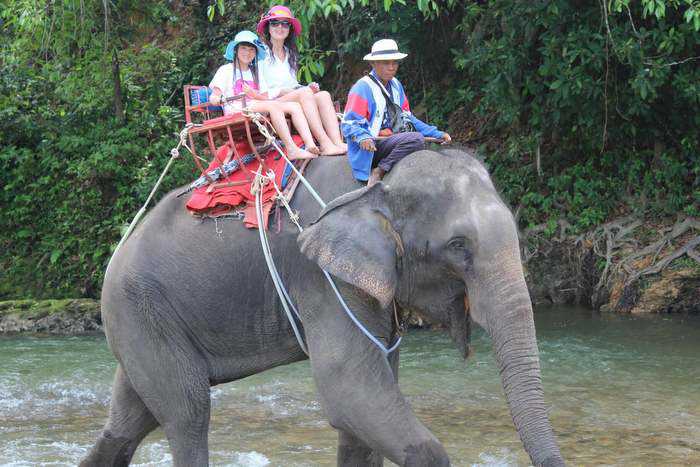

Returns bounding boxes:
[224,30,267,62]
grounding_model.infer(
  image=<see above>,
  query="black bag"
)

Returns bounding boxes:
[368,75,416,134]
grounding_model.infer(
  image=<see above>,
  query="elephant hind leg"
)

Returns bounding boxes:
[112,330,212,467]
[80,365,159,467]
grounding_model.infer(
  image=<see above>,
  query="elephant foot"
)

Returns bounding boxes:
[79,431,132,467]
[337,430,383,467]
[404,439,450,466]
[338,444,383,467]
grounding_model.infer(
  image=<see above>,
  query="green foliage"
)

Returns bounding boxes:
[1,0,698,299]
[448,0,699,230]
[0,1,203,298]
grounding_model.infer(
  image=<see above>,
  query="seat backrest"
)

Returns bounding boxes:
[183,85,224,124]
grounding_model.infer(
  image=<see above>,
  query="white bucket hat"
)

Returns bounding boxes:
[363,39,408,61]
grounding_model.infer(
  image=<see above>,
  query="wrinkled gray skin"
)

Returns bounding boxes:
[81,148,564,467]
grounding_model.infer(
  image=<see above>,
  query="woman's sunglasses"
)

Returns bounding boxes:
[269,19,291,28]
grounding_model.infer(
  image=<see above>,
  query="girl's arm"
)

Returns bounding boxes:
[255,70,273,100]
[209,87,224,105]
[242,83,269,101]
[276,85,306,96]
[208,64,229,104]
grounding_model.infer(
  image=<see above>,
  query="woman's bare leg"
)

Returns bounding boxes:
[278,87,345,155]
[314,91,347,154]
[248,101,316,160]
[276,101,320,154]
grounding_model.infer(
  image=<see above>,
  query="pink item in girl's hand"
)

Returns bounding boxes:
[234,78,258,95]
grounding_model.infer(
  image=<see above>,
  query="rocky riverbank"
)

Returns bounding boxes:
[1,216,697,335]
[523,216,700,313]
[0,299,102,335]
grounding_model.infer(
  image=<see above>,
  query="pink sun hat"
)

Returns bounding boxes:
[257,5,303,37]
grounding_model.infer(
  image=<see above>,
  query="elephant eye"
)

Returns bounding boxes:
[448,237,467,251]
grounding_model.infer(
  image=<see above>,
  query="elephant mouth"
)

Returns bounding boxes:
[446,293,473,360]
[397,292,472,359]
[463,294,473,360]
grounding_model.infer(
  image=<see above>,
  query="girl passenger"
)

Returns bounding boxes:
[257,6,347,156]
[208,30,318,160]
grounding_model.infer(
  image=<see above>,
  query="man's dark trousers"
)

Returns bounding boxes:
[372,132,425,173]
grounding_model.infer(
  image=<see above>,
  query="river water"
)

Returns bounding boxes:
[1,307,698,466]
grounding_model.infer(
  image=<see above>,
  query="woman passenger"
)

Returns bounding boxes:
[257,6,347,156]
[208,30,318,160]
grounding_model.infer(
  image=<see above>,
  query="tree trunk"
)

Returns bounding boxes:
[112,48,125,123]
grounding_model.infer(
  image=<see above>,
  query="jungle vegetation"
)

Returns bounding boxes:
[1,0,698,299]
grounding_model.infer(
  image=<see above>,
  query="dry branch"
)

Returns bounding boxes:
[524,215,699,309]
[626,235,700,285]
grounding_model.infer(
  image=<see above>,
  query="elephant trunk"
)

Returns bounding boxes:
[490,308,564,467]
[470,253,564,466]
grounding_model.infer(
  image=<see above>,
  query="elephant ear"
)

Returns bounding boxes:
[298,183,400,310]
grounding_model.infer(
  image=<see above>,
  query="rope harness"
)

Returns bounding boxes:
[246,112,402,359]
[108,114,402,360]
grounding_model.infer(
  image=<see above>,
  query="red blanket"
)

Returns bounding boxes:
[186,136,300,229]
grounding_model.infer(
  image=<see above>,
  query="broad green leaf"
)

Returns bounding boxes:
[655,0,665,18]
[50,250,62,264]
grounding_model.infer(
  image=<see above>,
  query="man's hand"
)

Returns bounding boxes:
[441,133,452,145]
[360,138,377,152]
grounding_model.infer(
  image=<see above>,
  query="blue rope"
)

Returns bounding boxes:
[323,270,402,357]
[255,187,308,355]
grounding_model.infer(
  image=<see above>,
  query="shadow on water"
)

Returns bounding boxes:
[1,306,698,466]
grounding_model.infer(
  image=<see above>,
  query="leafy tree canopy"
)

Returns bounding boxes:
[1,0,698,298]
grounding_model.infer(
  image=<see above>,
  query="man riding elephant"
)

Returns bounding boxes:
[341,39,452,186]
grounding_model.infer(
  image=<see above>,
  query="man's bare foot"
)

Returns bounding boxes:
[320,142,347,156]
[367,167,385,187]
[288,147,318,160]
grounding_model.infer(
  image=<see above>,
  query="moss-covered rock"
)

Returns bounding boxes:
[0,299,102,334]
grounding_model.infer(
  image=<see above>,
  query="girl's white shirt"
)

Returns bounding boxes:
[209,63,270,114]
[259,46,299,99]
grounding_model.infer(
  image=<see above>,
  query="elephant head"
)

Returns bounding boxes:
[298,148,564,466]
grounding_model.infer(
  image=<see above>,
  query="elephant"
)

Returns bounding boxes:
[81,147,564,466]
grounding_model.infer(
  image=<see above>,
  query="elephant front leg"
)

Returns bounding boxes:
[338,430,383,466]
[336,347,400,467]
[308,329,449,466]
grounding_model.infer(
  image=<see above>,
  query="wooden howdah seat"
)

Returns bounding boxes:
[183,85,270,174]
[182,85,310,228]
